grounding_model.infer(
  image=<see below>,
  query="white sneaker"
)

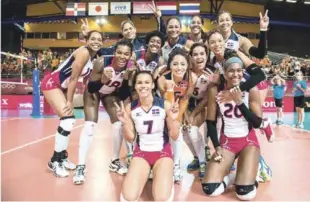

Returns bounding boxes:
[109,159,128,175]
[63,158,76,170]
[148,170,153,180]
[73,165,86,185]
[47,161,69,178]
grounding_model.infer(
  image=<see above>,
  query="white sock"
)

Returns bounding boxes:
[189,126,205,163]
[55,117,76,152]
[201,123,208,146]
[112,121,123,160]
[78,121,97,165]
[171,131,183,164]
[183,129,197,157]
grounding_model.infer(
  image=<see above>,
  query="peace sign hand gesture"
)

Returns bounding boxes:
[81,18,90,36]
[259,10,269,30]
[148,0,162,17]
[167,99,180,120]
[114,101,130,123]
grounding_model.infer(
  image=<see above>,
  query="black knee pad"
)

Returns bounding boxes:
[202,183,222,195]
[235,184,255,196]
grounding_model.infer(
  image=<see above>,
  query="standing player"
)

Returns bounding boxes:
[270,75,286,125]
[202,56,262,201]
[293,72,308,128]
[73,40,133,184]
[41,30,103,177]
[117,71,180,201]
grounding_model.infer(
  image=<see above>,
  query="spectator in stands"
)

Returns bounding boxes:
[271,75,286,125]
[293,71,308,129]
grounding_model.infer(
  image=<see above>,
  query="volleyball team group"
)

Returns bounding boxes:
[40,4,278,201]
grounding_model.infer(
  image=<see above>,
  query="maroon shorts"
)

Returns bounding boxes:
[256,80,269,90]
[220,129,260,155]
[41,72,62,91]
[132,143,173,167]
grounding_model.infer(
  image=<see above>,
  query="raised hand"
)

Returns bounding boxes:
[148,0,162,17]
[259,10,269,30]
[167,98,179,120]
[101,67,115,84]
[230,86,243,105]
[114,101,129,123]
[81,18,90,36]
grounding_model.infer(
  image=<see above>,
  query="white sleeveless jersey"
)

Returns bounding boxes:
[99,66,126,95]
[53,47,93,89]
[131,97,169,152]
[218,91,250,138]
[192,73,209,100]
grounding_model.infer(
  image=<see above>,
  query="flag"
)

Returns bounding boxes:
[66,3,86,16]
[156,2,177,15]
[88,2,108,16]
[110,2,131,14]
[133,1,153,14]
[179,3,200,15]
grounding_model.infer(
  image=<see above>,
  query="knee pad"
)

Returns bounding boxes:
[235,184,257,201]
[58,116,76,136]
[202,182,225,196]
[83,121,97,136]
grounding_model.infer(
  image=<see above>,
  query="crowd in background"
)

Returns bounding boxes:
[1,48,310,80]
[1,48,74,77]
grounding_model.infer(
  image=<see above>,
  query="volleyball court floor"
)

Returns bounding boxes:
[2,109,310,201]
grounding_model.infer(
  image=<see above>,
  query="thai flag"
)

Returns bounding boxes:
[66,2,86,16]
[156,2,177,15]
[179,3,200,15]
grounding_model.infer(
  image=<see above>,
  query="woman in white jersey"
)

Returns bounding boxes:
[117,71,180,201]
[202,56,262,201]
[216,10,270,114]
[185,43,219,178]
[72,40,133,184]
[41,30,103,178]
[157,48,198,183]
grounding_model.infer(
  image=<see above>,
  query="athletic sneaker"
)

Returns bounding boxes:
[73,165,86,185]
[257,156,272,183]
[187,156,200,171]
[205,146,212,162]
[297,123,304,129]
[63,158,76,170]
[261,118,275,143]
[47,161,69,178]
[109,159,128,175]
[199,162,206,179]
[174,164,182,183]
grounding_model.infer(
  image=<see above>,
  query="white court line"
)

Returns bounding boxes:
[1,124,83,155]
[1,118,22,122]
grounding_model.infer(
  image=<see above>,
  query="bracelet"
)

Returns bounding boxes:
[260,28,268,31]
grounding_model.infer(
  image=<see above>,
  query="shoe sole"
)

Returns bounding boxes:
[109,166,127,175]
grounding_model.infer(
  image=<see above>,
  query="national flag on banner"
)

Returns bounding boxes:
[133,1,153,14]
[179,3,200,15]
[66,2,86,16]
[156,2,177,15]
[110,2,131,14]
[88,2,108,16]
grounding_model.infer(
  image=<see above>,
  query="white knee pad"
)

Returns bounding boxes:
[59,116,76,132]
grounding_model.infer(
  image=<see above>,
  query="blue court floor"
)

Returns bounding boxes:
[1,109,310,131]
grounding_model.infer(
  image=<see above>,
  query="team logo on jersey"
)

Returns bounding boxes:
[152,108,160,115]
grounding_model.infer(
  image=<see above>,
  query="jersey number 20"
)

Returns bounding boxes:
[223,103,243,118]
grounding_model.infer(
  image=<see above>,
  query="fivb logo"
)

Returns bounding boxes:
[111,2,130,14]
